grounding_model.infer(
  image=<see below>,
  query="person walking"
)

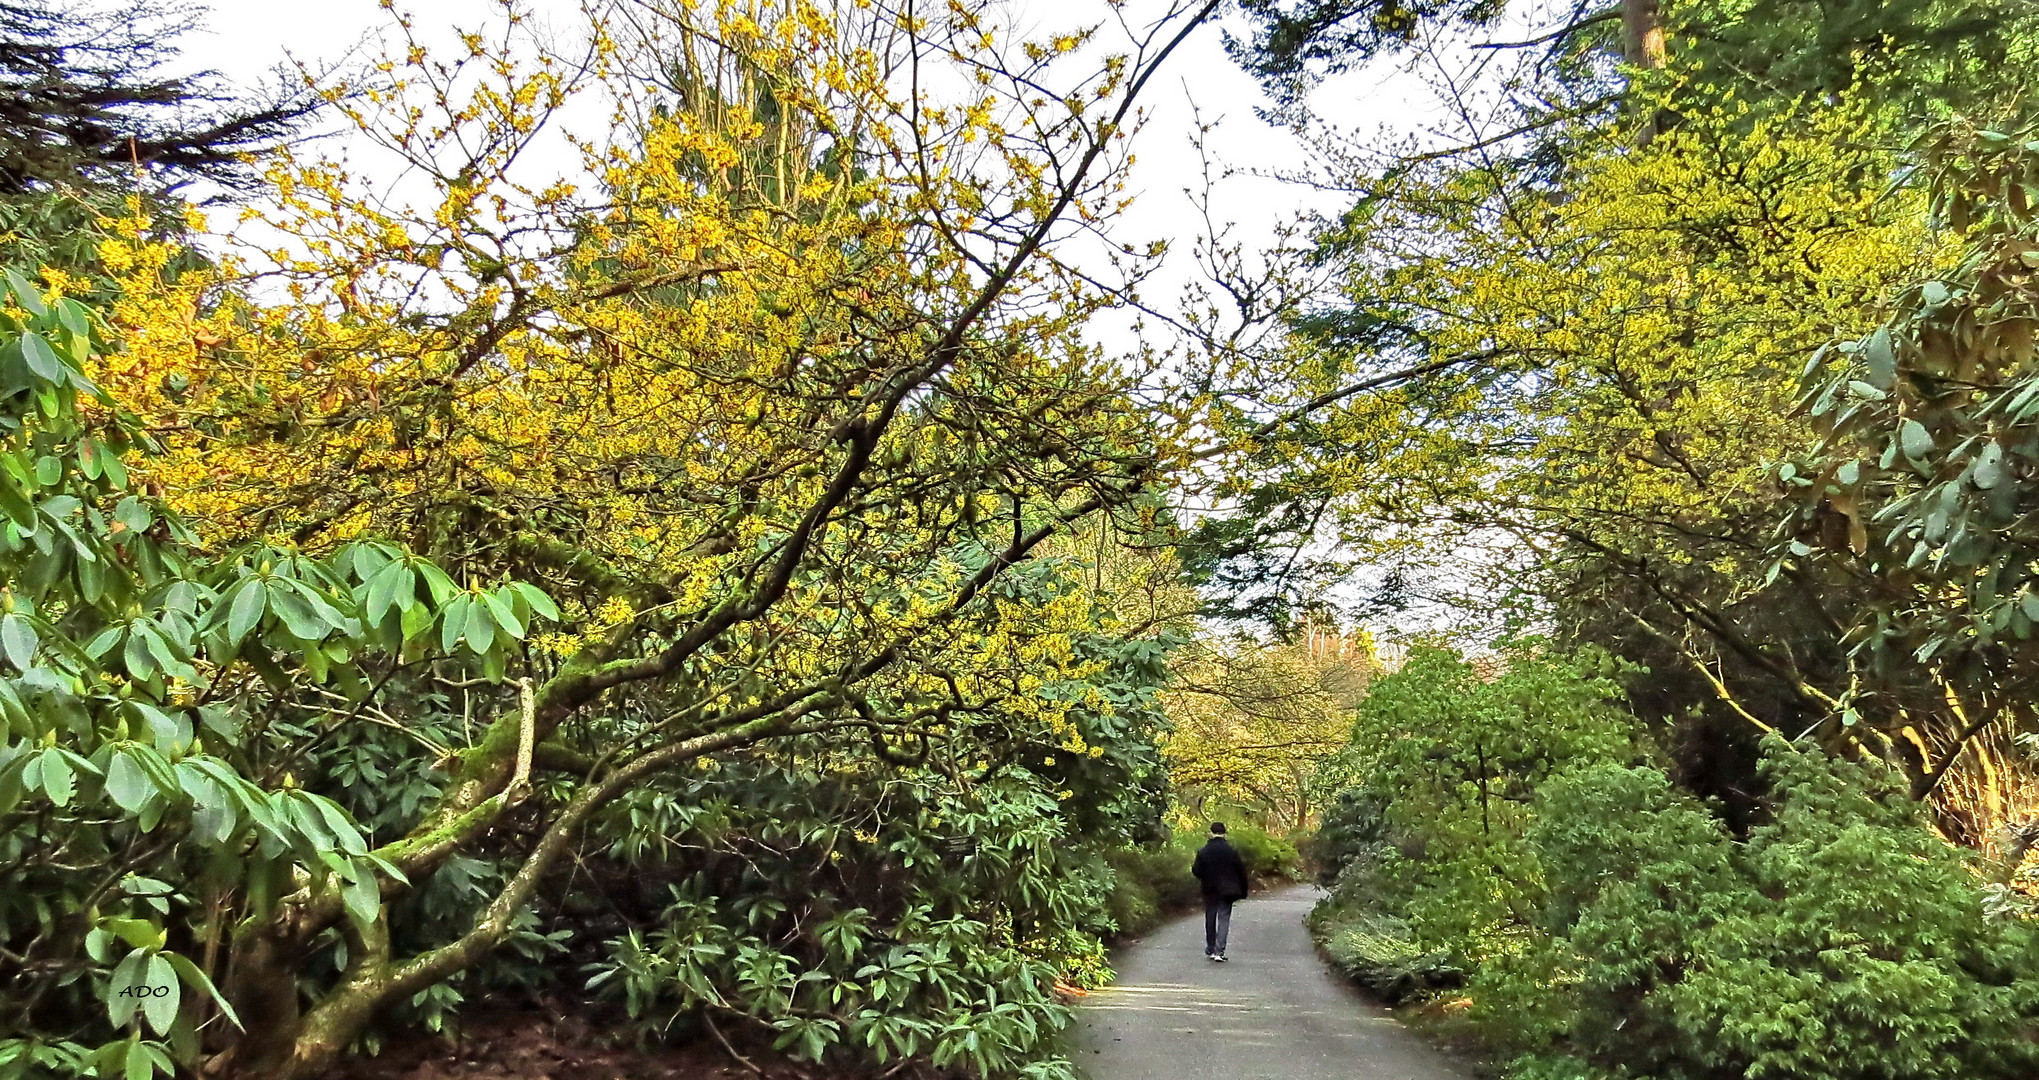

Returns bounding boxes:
[1191,822,1250,961]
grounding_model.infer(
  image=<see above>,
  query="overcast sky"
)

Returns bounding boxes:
[169,0,1503,641]
[170,1,1454,349]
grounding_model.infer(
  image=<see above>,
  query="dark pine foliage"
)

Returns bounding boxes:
[0,0,317,194]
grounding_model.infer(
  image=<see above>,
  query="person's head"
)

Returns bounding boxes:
[1209,822,1226,836]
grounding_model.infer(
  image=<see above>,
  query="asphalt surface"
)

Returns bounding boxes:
[1071,885,1473,1080]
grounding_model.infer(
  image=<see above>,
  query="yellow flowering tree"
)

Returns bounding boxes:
[1188,86,1950,822]
[1161,625,1373,830]
[56,1,1246,1075]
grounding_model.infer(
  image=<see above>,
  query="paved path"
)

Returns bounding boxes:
[1072,886,1473,1080]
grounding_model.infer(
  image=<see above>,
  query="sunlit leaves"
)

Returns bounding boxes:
[1159,632,1368,829]
[0,281,557,1076]
[10,2,1226,1075]
[1778,121,2039,799]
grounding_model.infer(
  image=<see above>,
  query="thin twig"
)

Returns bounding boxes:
[703,1011,763,1076]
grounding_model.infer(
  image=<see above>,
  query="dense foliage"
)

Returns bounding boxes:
[0,267,555,1078]
[1508,746,2039,1080]
[1159,625,1372,830]
[1312,647,2039,1079]
[12,0,2039,1077]
[0,2,1293,1078]
[1256,0,2039,1072]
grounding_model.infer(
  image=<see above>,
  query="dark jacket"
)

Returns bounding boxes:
[1192,836,1250,902]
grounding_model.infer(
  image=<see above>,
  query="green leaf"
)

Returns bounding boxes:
[285,794,336,850]
[142,954,179,1035]
[481,589,525,640]
[38,746,73,807]
[414,561,458,605]
[106,948,149,1028]
[1972,442,2005,489]
[225,579,265,644]
[138,623,184,677]
[105,916,161,950]
[440,595,470,653]
[163,951,242,1031]
[124,629,156,681]
[0,681,26,737]
[178,767,235,843]
[0,756,24,816]
[306,794,367,855]
[0,477,34,530]
[512,582,560,622]
[129,701,188,751]
[124,744,180,800]
[465,597,496,654]
[19,332,61,382]
[0,613,36,669]
[1900,419,1934,460]
[56,297,89,339]
[1863,328,1895,389]
[5,269,47,317]
[267,583,328,641]
[163,579,199,617]
[76,543,104,602]
[400,598,434,643]
[346,542,393,581]
[342,864,380,927]
[123,1039,153,1080]
[107,751,150,813]
[365,562,412,626]
[283,577,347,625]
[362,851,411,887]
[114,495,151,535]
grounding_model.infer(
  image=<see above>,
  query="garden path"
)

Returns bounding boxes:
[1072,885,1474,1080]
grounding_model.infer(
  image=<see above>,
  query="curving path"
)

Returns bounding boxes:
[1072,885,1473,1080]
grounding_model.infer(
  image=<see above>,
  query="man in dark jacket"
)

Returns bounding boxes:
[1191,822,1250,961]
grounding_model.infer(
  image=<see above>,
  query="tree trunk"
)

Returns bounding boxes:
[202,709,819,1079]
[212,909,404,1080]
[1621,0,1667,68]
[206,922,302,1075]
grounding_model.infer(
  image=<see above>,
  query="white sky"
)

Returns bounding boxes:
[170,0,1509,642]
[171,0,1444,349]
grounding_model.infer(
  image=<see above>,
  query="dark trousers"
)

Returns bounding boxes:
[1204,898,1234,956]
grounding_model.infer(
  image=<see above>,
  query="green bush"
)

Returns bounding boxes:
[577,764,1137,1079]
[1100,840,1197,939]
[1310,786,1393,886]
[1322,643,1641,970]
[1487,739,2039,1080]
[1222,821,1305,885]
[1308,897,1465,1004]
[1312,644,2039,1080]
